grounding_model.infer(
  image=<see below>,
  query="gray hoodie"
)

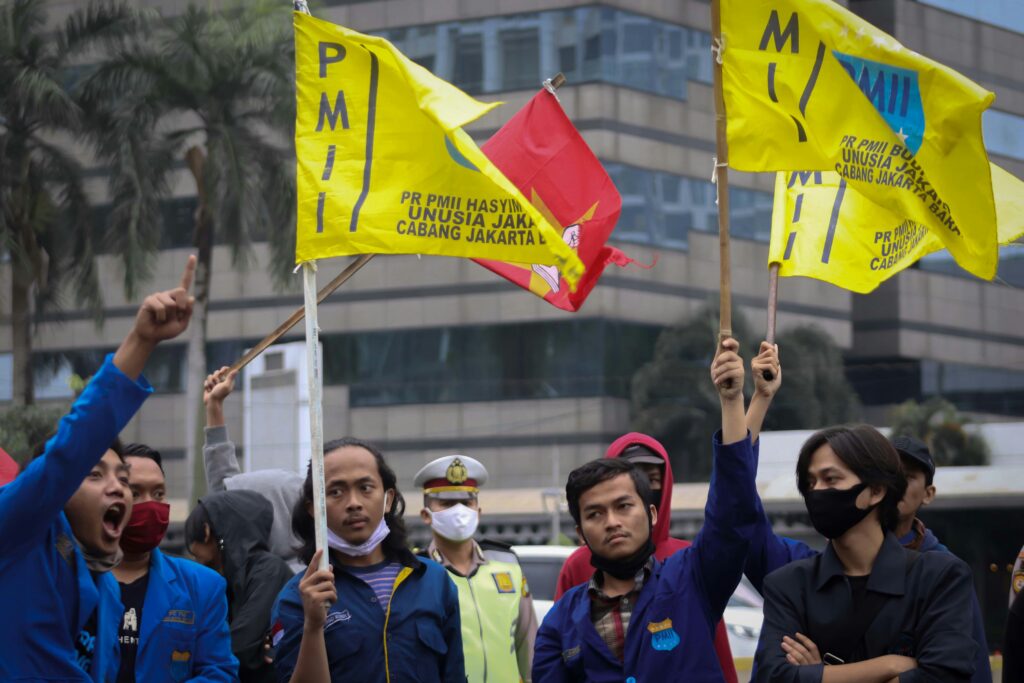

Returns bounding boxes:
[203,426,304,572]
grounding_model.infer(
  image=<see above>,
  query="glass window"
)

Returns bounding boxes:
[501,28,541,90]
[0,353,11,402]
[983,109,1024,161]
[372,6,709,100]
[605,163,773,249]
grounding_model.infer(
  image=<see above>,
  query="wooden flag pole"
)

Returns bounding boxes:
[710,0,735,387]
[228,253,374,373]
[763,262,780,380]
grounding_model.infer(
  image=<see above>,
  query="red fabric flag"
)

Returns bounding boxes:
[476,89,637,312]
[0,447,18,486]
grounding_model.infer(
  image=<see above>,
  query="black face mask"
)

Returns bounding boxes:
[803,482,875,539]
[584,504,656,580]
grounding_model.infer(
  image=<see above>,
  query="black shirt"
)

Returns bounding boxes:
[116,573,150,683]
[754,533,977,682]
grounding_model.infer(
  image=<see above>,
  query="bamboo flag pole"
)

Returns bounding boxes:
[228,253,374,373]
[710,0,735,387]
[763,262,780,380]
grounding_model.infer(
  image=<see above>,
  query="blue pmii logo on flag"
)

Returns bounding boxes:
[833,51,924,155]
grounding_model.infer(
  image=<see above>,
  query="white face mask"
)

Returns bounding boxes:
[428,503,479,542]
[327,493,392,557]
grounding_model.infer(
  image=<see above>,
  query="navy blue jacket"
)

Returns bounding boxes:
[532,432,758,683]
[271,554,464,683]
[129,549,238,682]
[753,533,976,682]
[745,511,991,682]
[0,356,151,682]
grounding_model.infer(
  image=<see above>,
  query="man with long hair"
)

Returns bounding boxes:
[270,437,464,682]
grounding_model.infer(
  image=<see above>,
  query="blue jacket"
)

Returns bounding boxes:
[271,554,464,683]
[0,355,151,682]
[532,432,758,683]
[130,549,238,682]
[745,508,991,682]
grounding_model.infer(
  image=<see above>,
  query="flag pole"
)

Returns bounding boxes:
[763,262,780,380]
[293,0,329,572]
[228,253,374,373]
[710,0,735,385]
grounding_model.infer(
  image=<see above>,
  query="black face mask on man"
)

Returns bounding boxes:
[803,482,876,539]
[584,502,656,580]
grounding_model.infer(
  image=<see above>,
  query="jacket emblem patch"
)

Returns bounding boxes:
[324,609,352,629]
[647,618,681,652]
[55,533,75,566]
[561,645,581,662]
[170,649,191,681]
[492,571,515,593]
[164,609,195,625]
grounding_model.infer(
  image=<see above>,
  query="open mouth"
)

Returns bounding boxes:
[102,503,127,538]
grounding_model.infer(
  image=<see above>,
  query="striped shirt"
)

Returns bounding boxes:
[587,558,653,662]
[344,561,402,611]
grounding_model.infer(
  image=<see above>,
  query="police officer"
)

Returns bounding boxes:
[415,455,538,683]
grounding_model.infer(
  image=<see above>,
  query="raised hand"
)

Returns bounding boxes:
[132,255,196,344]
[204,366,237,406]
[711,337,745,402]
[752,341,782,398]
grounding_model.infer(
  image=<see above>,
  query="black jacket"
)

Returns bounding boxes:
[1006,594,1024,683]
[201,489,296,683]
[755,532,976,682]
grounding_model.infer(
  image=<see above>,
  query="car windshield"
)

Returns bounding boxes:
[518,557,566,601]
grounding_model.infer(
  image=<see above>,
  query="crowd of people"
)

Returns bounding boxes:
[0,261,1021,682]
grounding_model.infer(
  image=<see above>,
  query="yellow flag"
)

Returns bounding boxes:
[293,13,584,286]
[769,164,1024,293]
[722,0,998,280]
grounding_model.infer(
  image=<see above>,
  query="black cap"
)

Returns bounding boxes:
[890,436,935,479]
[618,443,664,466]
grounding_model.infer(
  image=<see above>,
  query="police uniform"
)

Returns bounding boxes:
[415,456,538,683]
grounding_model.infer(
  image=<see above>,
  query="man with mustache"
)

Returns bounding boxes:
[112,443,237,681]
[0,256,196,682]
[532,338,758,682]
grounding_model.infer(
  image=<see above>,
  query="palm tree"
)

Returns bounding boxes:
[888,397,990,467]
[81,1,296,501]
[0,0,140,405]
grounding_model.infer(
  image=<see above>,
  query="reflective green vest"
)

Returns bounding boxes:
[436,546,525,683]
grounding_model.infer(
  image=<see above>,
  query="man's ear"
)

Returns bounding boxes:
[922,484,937,507]
[203,523,213,544]
[575,525,586,547]
[420,508,432,526]
[649,504,658,528]
[867,484,886,508]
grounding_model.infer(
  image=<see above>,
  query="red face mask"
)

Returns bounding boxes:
[120,500,171,554]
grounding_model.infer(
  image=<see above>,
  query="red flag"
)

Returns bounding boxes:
[476,89,637,312]
[0,447,18,486]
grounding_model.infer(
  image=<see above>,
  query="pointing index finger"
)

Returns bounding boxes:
[179,255,197,292]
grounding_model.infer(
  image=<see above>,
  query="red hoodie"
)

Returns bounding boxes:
[553,432,739,683]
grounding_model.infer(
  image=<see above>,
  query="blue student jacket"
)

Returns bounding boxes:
[131,548,239,682]
[744,492,992,682]
[271,555,465,683]
[0,355,151,682]
[532,432,758,683]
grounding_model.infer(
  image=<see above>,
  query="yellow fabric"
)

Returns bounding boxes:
[292,12,583,287]
[722,0,998,280]
[382,566,414,683]
[768,164,1024,293]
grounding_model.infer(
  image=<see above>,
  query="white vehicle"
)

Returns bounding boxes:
[512,545,764,657]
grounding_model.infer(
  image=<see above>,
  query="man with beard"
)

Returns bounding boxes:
[0,256,195,681]
[112,443,236,681]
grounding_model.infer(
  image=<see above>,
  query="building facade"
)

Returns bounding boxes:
[6,0,1024,502]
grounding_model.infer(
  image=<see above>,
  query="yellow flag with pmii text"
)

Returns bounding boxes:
[768,164,1024,293]
[292,12,583,287]
[722,0,998,280]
